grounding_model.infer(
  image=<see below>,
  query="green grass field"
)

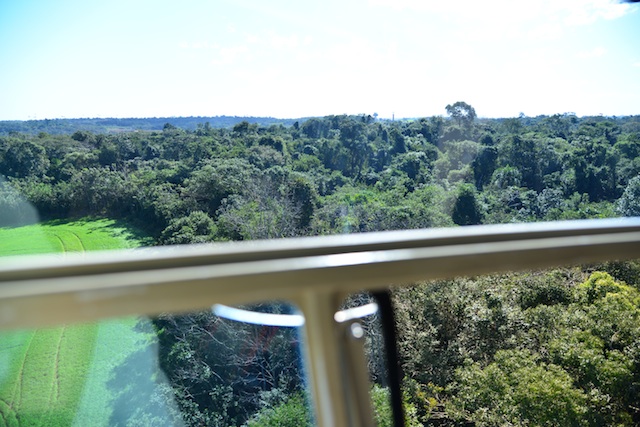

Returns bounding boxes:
[0,218,153,257]
[0,219,169,427]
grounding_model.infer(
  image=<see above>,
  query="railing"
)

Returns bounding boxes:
[1,217,640,426]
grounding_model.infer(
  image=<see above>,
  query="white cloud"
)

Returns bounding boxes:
[527,22,564,41]
[367,0,630,49]
[267,32,302,50]
[178,41,214,50]
[210,45,249,65]
[576,46,607,59]
[369,0,635,26]
[560,0,635,25]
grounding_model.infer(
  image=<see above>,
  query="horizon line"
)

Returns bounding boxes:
[2,112,639,123]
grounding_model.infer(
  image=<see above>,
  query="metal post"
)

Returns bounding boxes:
[298,291,351,427]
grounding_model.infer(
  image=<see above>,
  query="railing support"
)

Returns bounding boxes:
[299,291,352,427]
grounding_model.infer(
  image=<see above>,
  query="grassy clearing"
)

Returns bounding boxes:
[0,218,160,427]
[0,218,153,257]
[0,331,32,427]
[9,325,98,427]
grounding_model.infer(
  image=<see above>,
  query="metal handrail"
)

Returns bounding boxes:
[1,218,639,329]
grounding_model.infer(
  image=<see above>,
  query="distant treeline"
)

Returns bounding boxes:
[3,113,639,136]
[0,115,303,135]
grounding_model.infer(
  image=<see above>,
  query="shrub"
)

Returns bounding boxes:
[448,349,591,426]
[245,393,313,427]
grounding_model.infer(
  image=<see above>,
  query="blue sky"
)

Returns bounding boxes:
[0,0,638,120]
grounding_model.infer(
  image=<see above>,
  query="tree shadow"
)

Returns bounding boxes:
[106,321,185,427]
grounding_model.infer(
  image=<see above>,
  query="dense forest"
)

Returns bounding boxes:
[2,104,640,426]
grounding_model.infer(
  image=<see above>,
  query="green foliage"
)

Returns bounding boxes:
[369,384,421,427]
[617,175,640,216]
[577,271,638,304]
[592,260,640,287]
[499,134,541,190]
[312,184,451,234]
[160,210,216,244]
[445,101,477,128]
[395,268,640,426]
[0,138,50,178]
[448,349,591,426]
[245,393,313,427]
[184,158,258,216]
[489,165,521,189]
[451,183,483,225]
[517,271,572,309]
[154,305,307,426]
[2,113,635,242]
[549,329,633,410]
[472,145,498,189]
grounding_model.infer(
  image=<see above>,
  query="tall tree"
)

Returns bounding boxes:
[451,183,483,225]
[617,175,640,216]
[445,102,477,128]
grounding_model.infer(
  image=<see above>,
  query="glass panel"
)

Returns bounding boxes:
[2,1,639,426]
[0,302,314,427]
[390,260,640,426]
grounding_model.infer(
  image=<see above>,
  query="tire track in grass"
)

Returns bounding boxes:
[0,332,32,426]
[10,332,35,416]
[0,399,6,425]
[16,328,72,426]
[58,231,71,253]
[48,326,66,409]
[52,233,68,256]
[53,235,66,254]
[23,231,68,422]
[0,397,15,426]
[70,232,86,253]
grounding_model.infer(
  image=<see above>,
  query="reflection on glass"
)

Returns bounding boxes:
[0,317,181,426]
[213,303,305,327]
[155,302,313,426]
[0,303,314,426]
